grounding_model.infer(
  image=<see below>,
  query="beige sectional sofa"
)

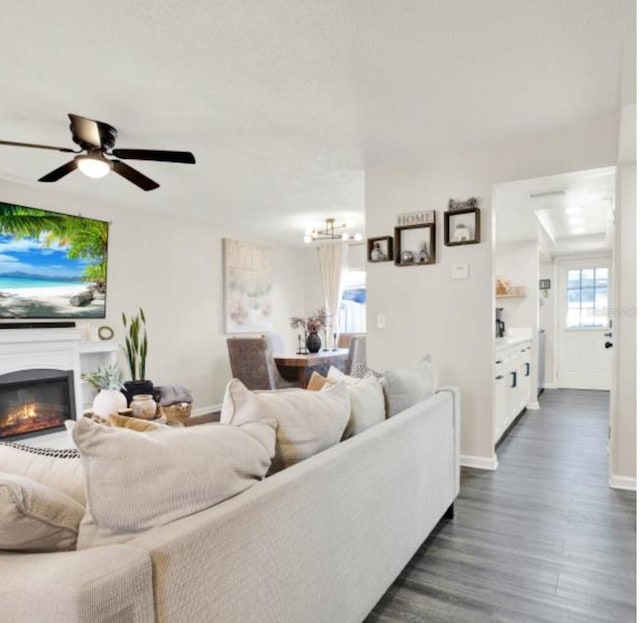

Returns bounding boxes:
[0,387,460,623]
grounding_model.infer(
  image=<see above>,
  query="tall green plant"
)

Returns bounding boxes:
[122,308,148,381]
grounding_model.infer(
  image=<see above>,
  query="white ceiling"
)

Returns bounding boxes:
[494,167,616,255]
[0,1,633,245]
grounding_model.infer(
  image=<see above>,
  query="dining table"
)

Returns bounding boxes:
[273,349,349,387]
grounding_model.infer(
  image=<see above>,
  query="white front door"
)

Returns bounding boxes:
[557,259,612,390]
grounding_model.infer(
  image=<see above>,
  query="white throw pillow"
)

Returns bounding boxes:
[382,357,438,416]
[0,442,86,506]
[0,472,84,552]
[341,375,386,439]
[221,379,350,474]
[73,417,277,549]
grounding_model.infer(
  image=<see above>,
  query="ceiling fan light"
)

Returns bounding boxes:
[77,155,111,179]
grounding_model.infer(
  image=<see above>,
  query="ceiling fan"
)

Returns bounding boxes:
[0,113,196,191]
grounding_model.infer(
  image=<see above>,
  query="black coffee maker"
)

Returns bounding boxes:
[495,308,505,338]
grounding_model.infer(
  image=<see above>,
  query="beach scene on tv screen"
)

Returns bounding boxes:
[0,204,108,318]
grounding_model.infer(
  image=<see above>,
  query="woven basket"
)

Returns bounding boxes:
[158,402,192,425]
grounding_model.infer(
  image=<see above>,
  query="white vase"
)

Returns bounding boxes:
[93,389,127,418]
[130,394,157,420]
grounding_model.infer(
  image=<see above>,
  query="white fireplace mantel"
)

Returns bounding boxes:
[0,328,83,418]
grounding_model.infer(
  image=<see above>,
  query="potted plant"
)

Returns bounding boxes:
[83,363,127,417]
[290,308,327,353]
[121,308,154,404]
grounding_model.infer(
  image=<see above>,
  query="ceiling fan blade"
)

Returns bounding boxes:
[0,139,76,153]
[68,113,102,148]
[111,148,196,164]
[112,160,160,191]
[38,159,78,182]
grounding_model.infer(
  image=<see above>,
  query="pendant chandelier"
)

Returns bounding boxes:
[303,218,362,244]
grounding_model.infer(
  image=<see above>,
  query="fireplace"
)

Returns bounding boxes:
[0,369,76,440]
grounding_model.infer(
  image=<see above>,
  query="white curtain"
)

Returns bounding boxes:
[317,243,347,335]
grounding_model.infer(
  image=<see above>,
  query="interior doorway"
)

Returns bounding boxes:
[493,166,617,441]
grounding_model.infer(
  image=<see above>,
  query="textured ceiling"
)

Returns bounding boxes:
[0,0,633,245]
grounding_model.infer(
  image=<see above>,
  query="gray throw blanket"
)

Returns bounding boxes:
[156,384,193,407]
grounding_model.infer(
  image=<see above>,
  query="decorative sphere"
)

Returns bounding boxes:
[400,250,414,264]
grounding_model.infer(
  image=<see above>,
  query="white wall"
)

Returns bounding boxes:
[0,180,306,412]
[610,163,636,487]
[609,24,636,489]
[365,113,619,467]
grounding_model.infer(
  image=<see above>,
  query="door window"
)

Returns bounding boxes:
[566,267,608,329]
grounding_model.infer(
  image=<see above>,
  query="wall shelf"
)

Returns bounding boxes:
[78,341,119,411]
[496,294,526,299]
[394,222,436,266]
[78,340,119,354]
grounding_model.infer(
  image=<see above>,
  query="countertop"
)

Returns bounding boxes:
[495,336,533,350]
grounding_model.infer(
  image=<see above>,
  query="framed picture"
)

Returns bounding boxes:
[394,223,436,266]
[223,238,273,333]
[444,207,480,246]
[367,236,393,262]
[539,279,551,290]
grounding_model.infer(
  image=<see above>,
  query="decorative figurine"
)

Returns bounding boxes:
[370,242,384,262]
[452,223,471,242]
[417,241,429,263]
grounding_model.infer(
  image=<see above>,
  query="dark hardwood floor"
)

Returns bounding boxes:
[366,389,636,623]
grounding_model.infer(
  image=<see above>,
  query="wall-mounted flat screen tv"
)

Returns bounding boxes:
[0,202,109,319]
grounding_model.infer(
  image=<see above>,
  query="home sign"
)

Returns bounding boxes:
[396,210,435,227]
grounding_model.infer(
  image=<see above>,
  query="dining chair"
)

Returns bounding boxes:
[226,337,297,390]
[344,335,367,377]
[337,332,366,349]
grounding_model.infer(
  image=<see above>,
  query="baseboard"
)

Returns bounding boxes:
[609,474,636,491]
[460,454,498,470]
[192,404,221,417]
[543,382,558,389]
[527,401,540,410]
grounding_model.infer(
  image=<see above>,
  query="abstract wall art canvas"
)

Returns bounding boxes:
[223,238,273,333]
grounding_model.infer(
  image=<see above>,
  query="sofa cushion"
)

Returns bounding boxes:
[382,357,438,416]
[0,472,85,552]
[221,379,350,474]
[73,416,277,549]
[306,371,329,391]
[0,441,85,506]
[308,369,385,438]
[341,375,386,439]
[327,365,361,385]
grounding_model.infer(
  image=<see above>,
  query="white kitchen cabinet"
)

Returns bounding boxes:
[494,370,509,440]
[494,340,532,443]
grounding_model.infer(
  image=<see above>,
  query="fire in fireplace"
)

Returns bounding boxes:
[0,369,75,440]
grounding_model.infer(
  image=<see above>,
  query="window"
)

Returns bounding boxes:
[566,267,608,329]
[339,269,366,333]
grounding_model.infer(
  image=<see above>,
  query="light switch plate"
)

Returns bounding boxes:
[377,314,386,329]
[452,264,469,279]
